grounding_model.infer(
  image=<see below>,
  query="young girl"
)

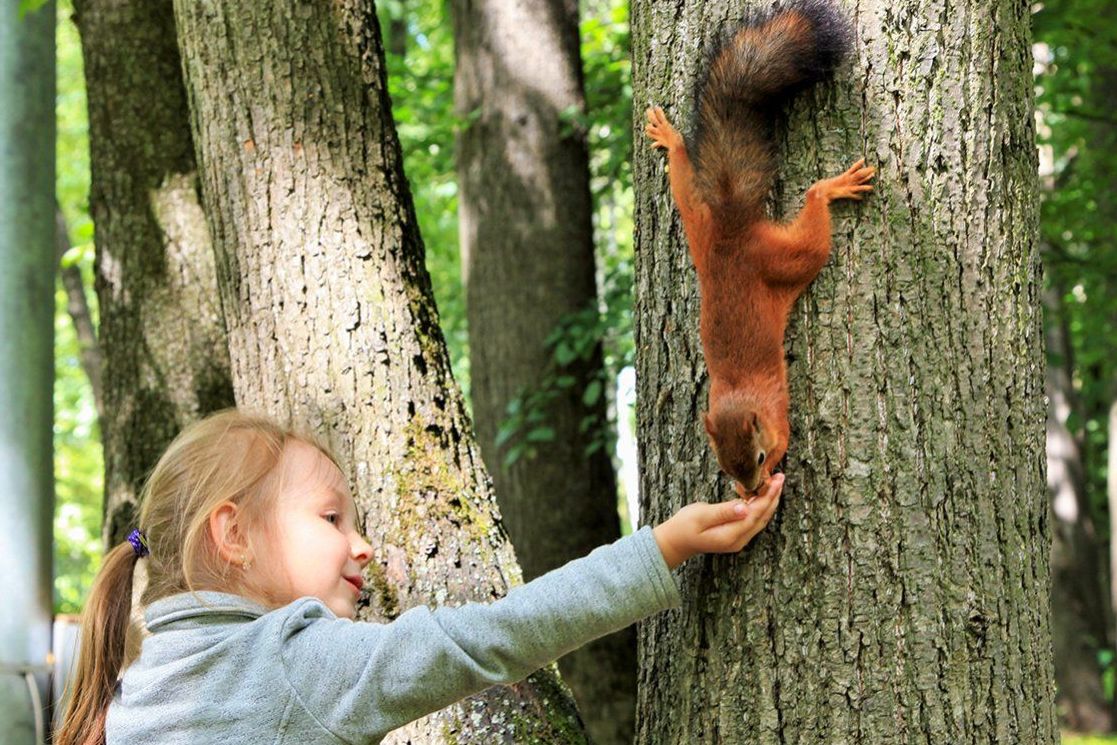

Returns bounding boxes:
[56,408,783,744]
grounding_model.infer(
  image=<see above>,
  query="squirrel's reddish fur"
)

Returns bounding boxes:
[645,1,874,496]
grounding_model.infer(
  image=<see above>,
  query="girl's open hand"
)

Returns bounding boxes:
[652,474,784,570]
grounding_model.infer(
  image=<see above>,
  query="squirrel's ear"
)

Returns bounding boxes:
[703,412,716,437]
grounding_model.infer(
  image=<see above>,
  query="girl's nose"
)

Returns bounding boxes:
[351,535,373,565]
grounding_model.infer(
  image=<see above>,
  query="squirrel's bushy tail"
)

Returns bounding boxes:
[692,0,851,234]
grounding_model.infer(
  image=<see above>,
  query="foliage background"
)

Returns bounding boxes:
[1035,0,1117,524]
[54,0,100,615]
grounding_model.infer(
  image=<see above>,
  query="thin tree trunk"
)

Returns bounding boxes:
[1046,286,1112,732]
[55,207,104,420]
[387,6,406,59]
[1090,52,1117,731]
[171,2,590,741]
[0,2,55,740]
[632,0,1056,742]
[1110,398,1117,674]
[74,0,235,546]
[453,0,633,741]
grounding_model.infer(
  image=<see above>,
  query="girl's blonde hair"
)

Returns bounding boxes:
[55,408,340,745]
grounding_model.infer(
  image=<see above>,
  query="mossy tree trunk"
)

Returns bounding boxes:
[74,0,234,546]
[171,1,590,742]
[453,0,633,741]
[631,0,1056,742]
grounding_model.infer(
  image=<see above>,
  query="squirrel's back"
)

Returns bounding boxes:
[691,0,851,235]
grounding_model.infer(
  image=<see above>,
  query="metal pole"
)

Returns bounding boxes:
[0,1,56,742]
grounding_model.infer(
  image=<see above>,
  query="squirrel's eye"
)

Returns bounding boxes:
[757,452,766,466]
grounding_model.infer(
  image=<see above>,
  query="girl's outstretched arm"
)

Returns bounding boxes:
[278,478,782,741]
[277,525,677,740]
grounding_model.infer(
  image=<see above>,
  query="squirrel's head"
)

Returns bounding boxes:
[704,403,777,494]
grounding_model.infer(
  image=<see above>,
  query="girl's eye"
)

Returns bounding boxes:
[324,513,339,525]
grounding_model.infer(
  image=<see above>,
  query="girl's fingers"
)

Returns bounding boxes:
[738,475,784,541]
[742,488,781,543]
[701,477,782,545]
[692,473,785,551]
[699,498,748,529]
[756,473,785,503]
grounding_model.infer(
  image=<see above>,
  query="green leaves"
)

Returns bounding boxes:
[19,0,51,18]
[583,379,602,407]
[1035,0,1117,535]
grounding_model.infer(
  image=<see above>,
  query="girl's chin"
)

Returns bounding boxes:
[332,597,358,619]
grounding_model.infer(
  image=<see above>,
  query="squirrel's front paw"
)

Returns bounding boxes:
[823,158,876,201]
[645,106,682,151]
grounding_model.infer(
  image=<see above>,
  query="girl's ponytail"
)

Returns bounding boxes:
[54,539,140,745]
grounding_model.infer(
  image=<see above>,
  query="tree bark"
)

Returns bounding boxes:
[171,2,590,741]
[1045,286,1112,732]
[632,0,1056,742]
[453,0,633,741]
[74,0,234,545]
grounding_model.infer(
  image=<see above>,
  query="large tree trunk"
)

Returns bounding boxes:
[74,0,234,545]
[1046,286,1112,732]
[453,0,633,741]
[632,1,1056,742]
[0,3,55,741]
[171,2,591,742]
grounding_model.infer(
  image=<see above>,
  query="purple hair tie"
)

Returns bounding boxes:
[126,528,149,558]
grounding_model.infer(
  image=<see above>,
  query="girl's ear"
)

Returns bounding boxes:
[209,501,250,564]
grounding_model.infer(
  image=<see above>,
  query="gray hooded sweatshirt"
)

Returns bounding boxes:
[105,525,680,744]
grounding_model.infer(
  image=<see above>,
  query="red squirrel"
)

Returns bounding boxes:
[645,1,874,497]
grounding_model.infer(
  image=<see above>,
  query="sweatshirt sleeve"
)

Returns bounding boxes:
[277,525,680,741]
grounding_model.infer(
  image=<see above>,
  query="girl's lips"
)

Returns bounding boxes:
[344,576,363,594]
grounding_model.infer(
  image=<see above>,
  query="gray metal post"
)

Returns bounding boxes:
[0,1,56,742]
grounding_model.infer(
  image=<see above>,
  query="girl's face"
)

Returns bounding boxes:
[251,440,374,619]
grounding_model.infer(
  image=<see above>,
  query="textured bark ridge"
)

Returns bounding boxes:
[75,0,235,547]
[632,0,1056,742]
[171,2,588,742]
[453,0,634,741]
